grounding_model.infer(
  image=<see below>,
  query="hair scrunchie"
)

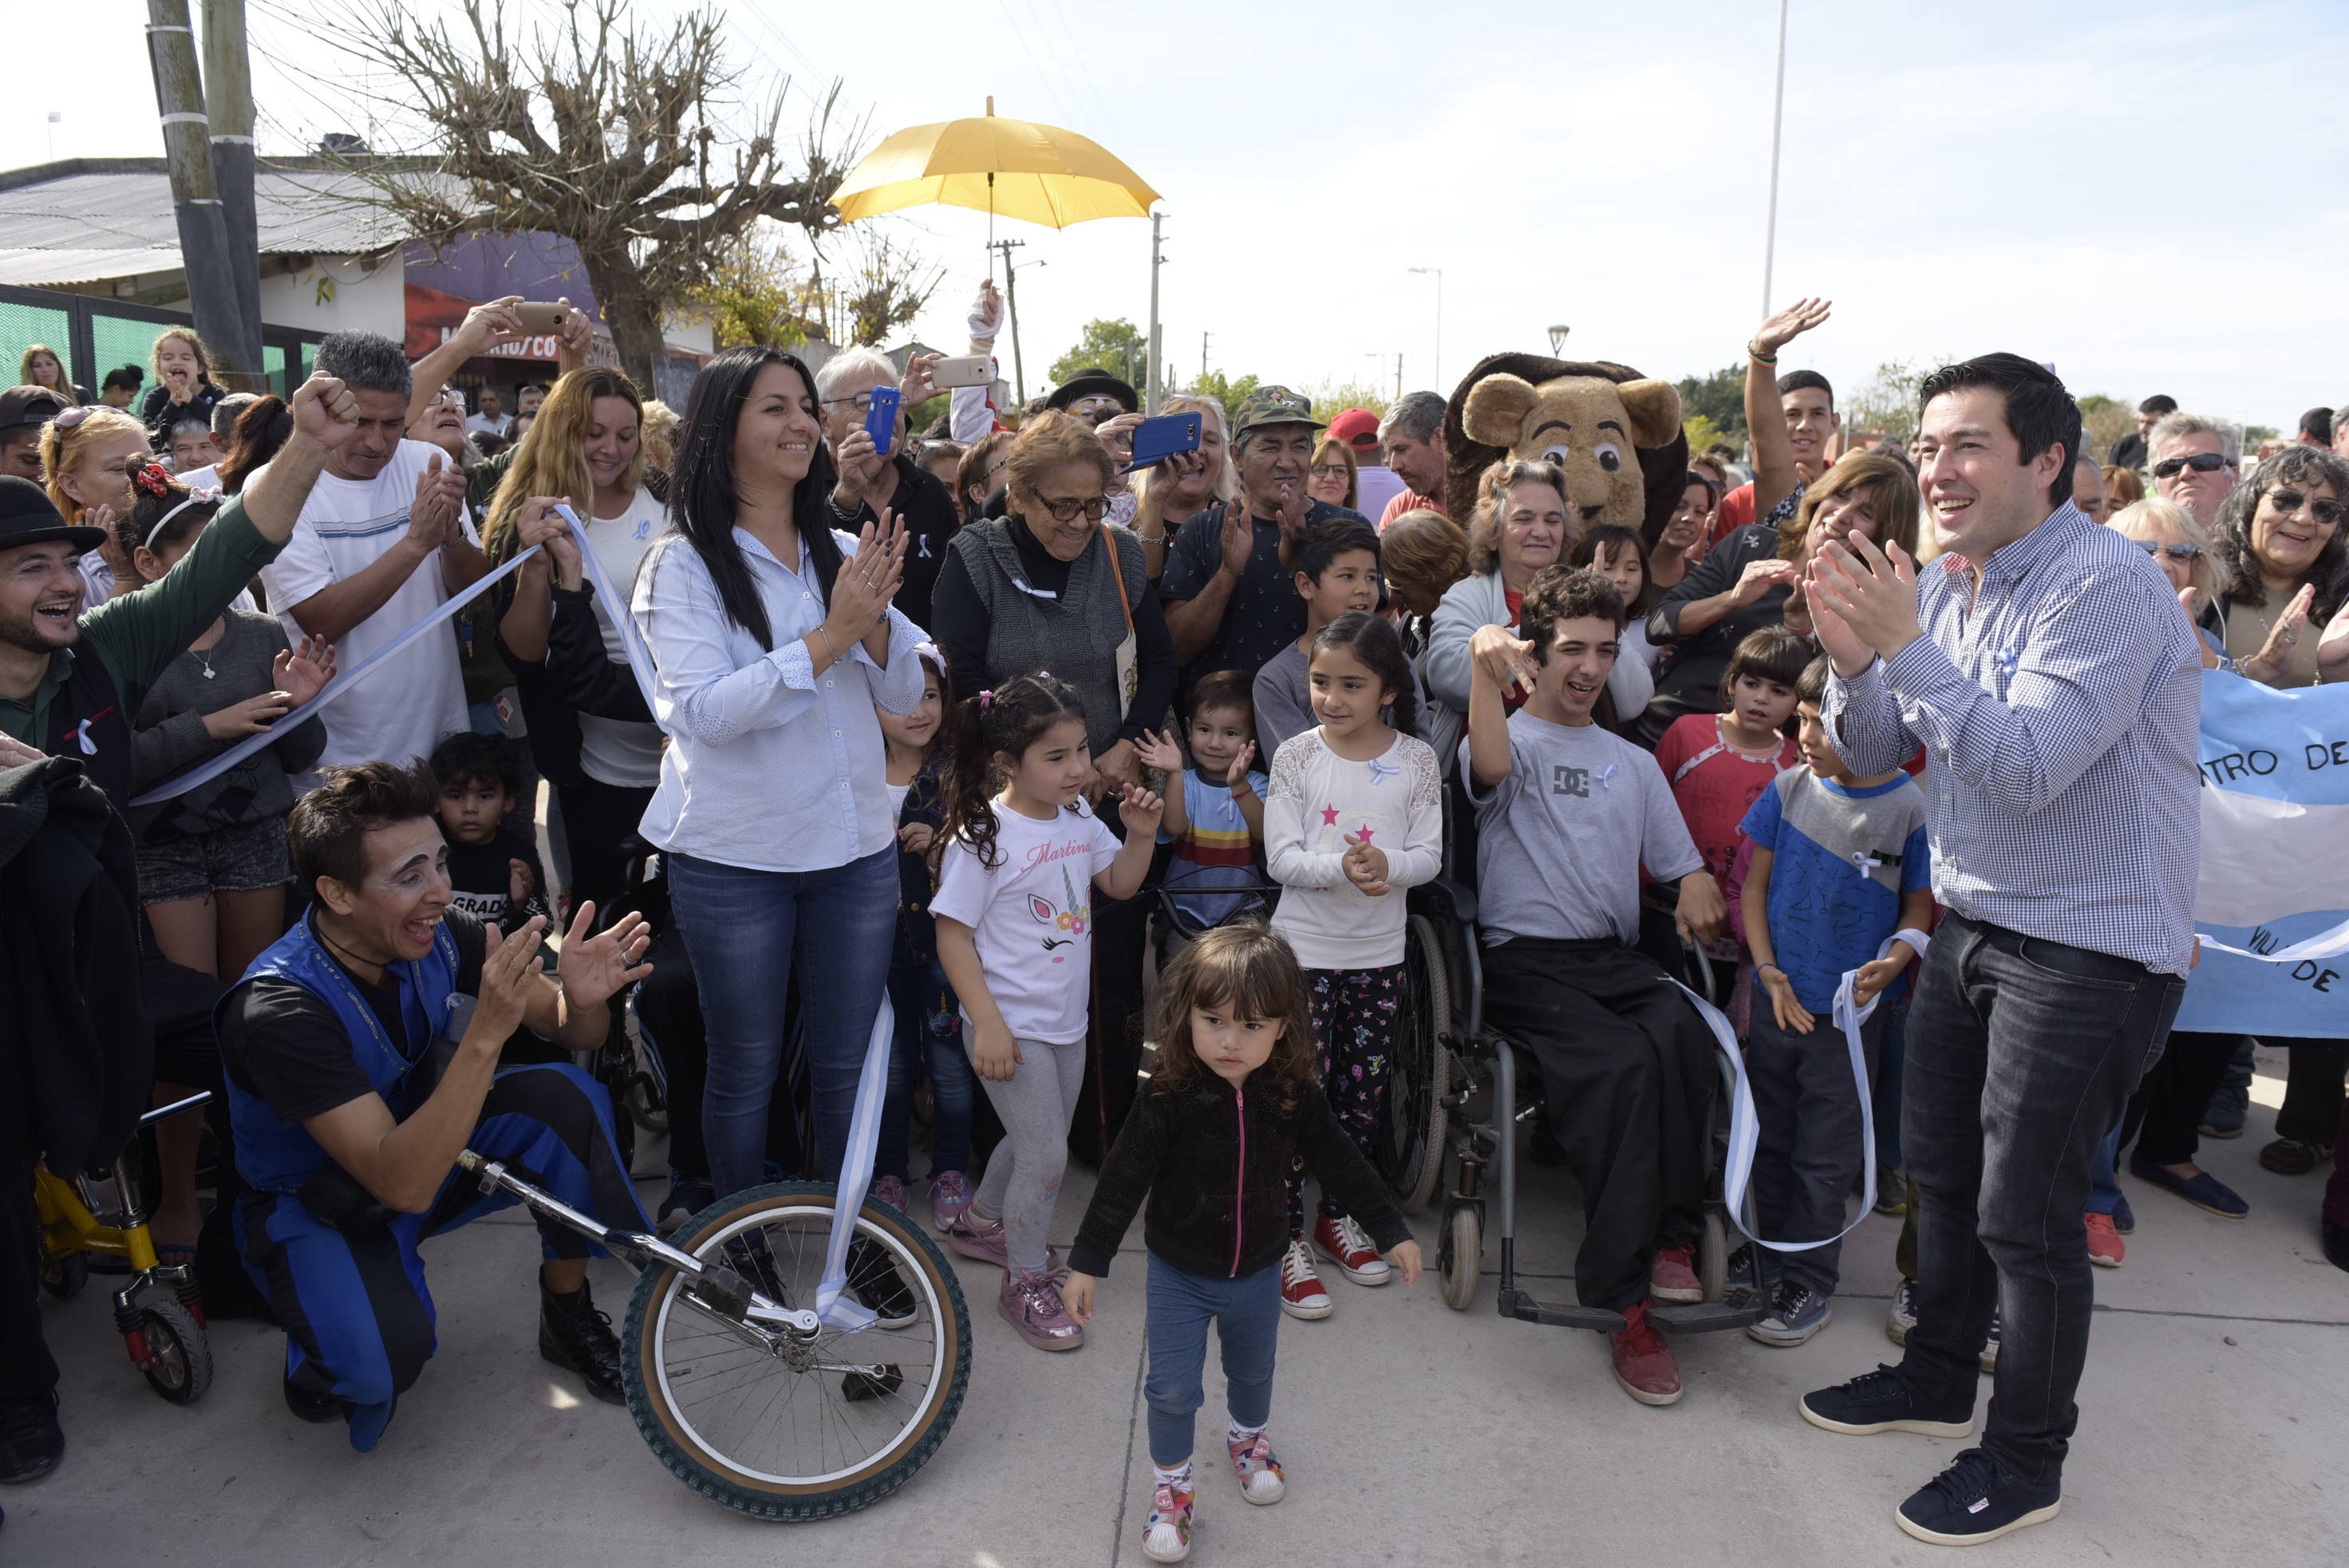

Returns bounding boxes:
[977,689,994,710]
[132,462,173,499]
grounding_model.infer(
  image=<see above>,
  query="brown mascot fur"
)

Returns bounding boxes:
[1442,354,1688,541]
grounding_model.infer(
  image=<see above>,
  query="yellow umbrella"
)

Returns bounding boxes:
[831,97,1160,229]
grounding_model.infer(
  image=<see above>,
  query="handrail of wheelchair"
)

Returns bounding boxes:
[138,1089,212,1128]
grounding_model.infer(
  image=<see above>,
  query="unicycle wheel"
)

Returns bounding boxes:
[623,1181,969,1520]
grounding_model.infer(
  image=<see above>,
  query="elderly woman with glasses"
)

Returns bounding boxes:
[928,409,1178,1155]
[2199,444,2349,689]
[2104,497,2232,669]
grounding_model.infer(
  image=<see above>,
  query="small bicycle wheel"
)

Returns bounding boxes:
[135,1299,213,1404]
[1440,1204,1481,1312]
[624,1181,970,1521]
[39,1248,89,1301]
[1381,915,1451,1213]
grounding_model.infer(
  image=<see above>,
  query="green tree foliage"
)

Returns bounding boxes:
[1300,379,1393,423]
[1842,360,1928,444]
[1049,319,1150,391]
[689,229,812,352]
[1675,365,1748,443]
[1188,369,1258,416]
[1680,413,1735,460]
[2077,394,2135,464]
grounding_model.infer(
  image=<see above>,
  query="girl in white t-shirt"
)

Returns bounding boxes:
[931,673,1162,1352]
[1263,612,1443,1321]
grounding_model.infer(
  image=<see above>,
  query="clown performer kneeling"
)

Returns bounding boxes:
[217,761,654,1449]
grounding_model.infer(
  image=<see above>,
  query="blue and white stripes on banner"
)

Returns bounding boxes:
[2175,669,2349,1032]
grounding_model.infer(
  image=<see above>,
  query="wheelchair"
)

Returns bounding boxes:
[34,1091,218,1404]
[1376,773,1767,1337]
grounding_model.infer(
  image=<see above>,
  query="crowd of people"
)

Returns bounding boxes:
[2,282,2347,1558]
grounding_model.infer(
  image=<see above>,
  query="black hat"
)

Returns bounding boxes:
[0,476,106,553]
[1046,369,1139,414]
[0,384,69,436]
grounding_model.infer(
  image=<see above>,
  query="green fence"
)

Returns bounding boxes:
[1,284,318,402]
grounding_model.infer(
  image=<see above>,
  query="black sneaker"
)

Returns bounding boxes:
[848,1236,919,1329]
[282,1374,347,1425]
[0,1395,63,1483]
[539,1277,626,1404]
[1895,1448,2061,1545]
[1799,1364,1973,1438]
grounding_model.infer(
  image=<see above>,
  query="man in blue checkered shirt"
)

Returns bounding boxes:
[1791,353,2201,1548]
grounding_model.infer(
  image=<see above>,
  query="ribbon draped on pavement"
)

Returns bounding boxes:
[1673,926,1928,1254]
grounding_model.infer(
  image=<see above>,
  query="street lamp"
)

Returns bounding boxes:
[1407,267,1443,390]
[1547,323,1571,356]
[1762,0,1790,318]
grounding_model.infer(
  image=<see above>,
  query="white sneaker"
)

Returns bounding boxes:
[1277,1239,1332,1320]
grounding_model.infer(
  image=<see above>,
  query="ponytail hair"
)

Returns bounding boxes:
[937,672,1089,871]
[669,346,843,650]
[1309,611,1419,740]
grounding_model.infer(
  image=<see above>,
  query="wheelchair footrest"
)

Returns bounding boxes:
[1497,1289,1625,1334]
[1648,1300,1770,1335]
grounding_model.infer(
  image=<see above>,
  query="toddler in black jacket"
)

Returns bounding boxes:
[1066,924,1420,1565]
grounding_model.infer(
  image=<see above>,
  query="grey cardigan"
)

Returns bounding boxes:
[130,610,326,843]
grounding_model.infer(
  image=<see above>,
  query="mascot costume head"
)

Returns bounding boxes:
[1443,354,1688,543]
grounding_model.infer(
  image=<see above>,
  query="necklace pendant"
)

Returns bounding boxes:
[202,665,215,678]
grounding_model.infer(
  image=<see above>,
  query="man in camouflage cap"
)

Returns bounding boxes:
[1161,385,1370,685]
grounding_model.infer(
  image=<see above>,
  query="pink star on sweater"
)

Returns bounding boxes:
[1356,825,1376,843]
[1320,804,1340,826]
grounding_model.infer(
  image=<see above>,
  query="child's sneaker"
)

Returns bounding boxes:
[1747,1280,1834,1346]
[1980,1308,2000,1374]
[930,1171,971,1234]
[1649,1242,1702,1303]
[998,1268,1084,1352]
[869,1175,907,1215]
[945,1211,1059,1273]
[1310,1211,1390,1285]
[1278,1239,1332,1320]
[1141,1480,1196,1562]
[1227,1431,1285,1505]
[1885,1276,1919,1345]
[2085,1211,2125,1268]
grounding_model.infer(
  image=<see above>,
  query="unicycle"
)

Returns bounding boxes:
[453,1153,969,1519]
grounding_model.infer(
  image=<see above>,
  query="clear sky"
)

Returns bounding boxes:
[13,0,2346,429]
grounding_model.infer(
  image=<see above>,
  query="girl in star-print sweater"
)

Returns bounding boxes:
[1261,613,1443,1321]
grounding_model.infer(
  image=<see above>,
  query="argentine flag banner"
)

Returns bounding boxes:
[2178,669,2349,1035]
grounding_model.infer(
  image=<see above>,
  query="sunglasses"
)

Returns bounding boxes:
[2265,487,2345,527]
[1036,494,1109,523]
[2151,452,2231,480]
[2131,539,2200,562]
[52,405,95,431]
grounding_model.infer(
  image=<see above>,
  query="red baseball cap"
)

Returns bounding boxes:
[1328,407,1381,452]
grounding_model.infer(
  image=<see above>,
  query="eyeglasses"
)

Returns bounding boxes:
[1036,495,1109,523]
[1309,464,1352,479]
[2131,539,2201,562]
[825,393,878,413]
[2266,487,2345,527]
[2151,452,2232,480]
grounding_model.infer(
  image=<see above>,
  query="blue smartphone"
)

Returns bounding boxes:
[864,385,902,457]
[1118,411,1203,473]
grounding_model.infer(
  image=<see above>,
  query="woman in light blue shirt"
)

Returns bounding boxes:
[631,346,920,1205]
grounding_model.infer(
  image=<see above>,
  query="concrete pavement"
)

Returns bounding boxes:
[10,1048,2345,1566]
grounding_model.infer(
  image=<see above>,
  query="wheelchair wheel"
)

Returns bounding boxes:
[1381,916,1451,1213]
[622,1072,669,1138]
[624,1181,970,1520]
[134,1299,213,1404]
[1439,1204,1481,1311]
[1699,1210,1730,1302]
[38,1247,89,1301]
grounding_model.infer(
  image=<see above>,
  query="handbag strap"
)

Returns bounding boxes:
[1099,522,1136,635]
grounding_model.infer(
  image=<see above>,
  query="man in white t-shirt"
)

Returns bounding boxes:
[259,331,486,777]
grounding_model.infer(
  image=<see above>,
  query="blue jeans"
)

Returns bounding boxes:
[1898,915,2181,1487]
[1144,1251,1282,1467]
[878,951,973,1182]
[667,847,898,1197]
[1872,994,1909,1171]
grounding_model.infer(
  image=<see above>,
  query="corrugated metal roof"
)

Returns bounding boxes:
[0,165,451,287]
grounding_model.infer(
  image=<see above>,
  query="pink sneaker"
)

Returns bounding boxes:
[1140,1479,1195,1562]
[930,1171,971,1234]
[1227,1430,1285,1504]
[998,1269,1084,1351]
[946,1211,1058,1273]
[869,1175,907,1214]
[1650,1243,1701,1303]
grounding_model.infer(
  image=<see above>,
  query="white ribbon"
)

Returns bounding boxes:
[811,1001,896,1331]
[1676,926,1929,1254]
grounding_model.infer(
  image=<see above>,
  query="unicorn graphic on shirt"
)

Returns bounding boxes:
[1028,864,1092,962]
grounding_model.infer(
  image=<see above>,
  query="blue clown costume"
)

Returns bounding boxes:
[219,908,646,1451]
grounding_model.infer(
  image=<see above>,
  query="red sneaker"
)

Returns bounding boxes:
[1311,1211,1391,1285]
[1609,1301,1683,1406]
[1650,1243,1701,1303]
[2085,1211,2125,1268]
[1278,1239,1332,1320]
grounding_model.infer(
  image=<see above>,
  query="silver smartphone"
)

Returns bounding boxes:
[930,354,994,389]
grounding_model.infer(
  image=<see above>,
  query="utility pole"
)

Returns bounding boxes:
[1761,0,1790,319]
[1407,267,1443,391]
[144,0,248,388]
[993,238,1031,405]
[1394,353,1404,401]
[1200,331,1210,389]
[202,0,262,380]
[1146,210,1166,416]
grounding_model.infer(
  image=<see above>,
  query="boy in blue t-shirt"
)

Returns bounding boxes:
[1738,657,1932,1346]
[1136,670,1269,932]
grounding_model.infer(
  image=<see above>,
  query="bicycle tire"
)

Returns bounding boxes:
[622,1181,970,1520]
[136,1298,213,1404]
